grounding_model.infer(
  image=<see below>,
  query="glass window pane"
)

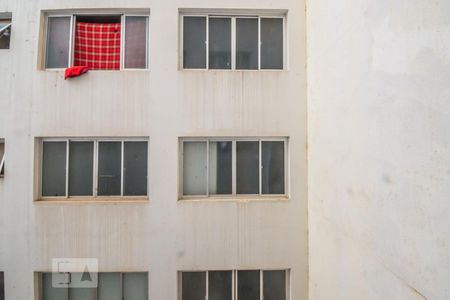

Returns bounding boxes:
[183,16,206,69]
[123,272,148,300]
[98,273,121,300]
[69,287,96,300]
[0,21,11,50]
[183,141,207,196]
[124,142,148,196]
[236,141,259,194]
[263,270,286,300]
[0,33,9,49]
[42,141,67,197]
[68,272,98,291]
[208,17,231,69]
[69,141,94,196]
[262,141,285,194]
[209,271,232,300]
[238,270,260,300]
[124,16,148,69]
[261,18,283,69]
[182,272,206,300]
[46,17,71,68]
[208,141,232,195]
[42,273,68,300]
[236,18,258,70]
[98,142,121,196]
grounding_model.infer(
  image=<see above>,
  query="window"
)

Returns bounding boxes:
[39,138,148,199]
[180,270,289,300]
[0,14,11,49]
[0,272,4,300]
[39,272,147,300]
[44,12,149,70]
[181,13,285,70]
[0,140,4,177]
[180,138,287,198]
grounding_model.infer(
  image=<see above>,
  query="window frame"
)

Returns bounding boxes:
[37,137,149,201]
[178,269,290,300]
[43,12,150,70]
[44,15,73,69]
[179,137,289,200]
[180,12,286,71]
[121,14,150,70]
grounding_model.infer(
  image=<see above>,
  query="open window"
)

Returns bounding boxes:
[0,139,4,177]
[0,13,12,49]
[43,11,149,70]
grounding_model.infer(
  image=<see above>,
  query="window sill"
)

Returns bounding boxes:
[178,196,289,203]
[35,197,149,204]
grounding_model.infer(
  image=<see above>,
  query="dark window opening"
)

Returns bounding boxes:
[0,18,11,49]
[75,15,121,24]
[0,272,4,300]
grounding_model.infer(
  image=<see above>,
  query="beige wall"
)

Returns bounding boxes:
[0,0,307,299]
[308,0,450,299]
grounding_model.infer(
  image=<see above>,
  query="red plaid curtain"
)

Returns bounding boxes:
[74,22,121,70]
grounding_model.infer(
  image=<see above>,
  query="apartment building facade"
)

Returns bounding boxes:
[0,0,306,299]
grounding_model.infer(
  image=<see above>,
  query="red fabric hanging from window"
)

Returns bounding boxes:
[74,22,121,70]
[64,66,89,79]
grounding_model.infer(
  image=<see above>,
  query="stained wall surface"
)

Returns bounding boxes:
[308,1,450,299]
[0,0,307,299]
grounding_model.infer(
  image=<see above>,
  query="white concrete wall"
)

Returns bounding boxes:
[0,0,307,299]
[308,1,450,299]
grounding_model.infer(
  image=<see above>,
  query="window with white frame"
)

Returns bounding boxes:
[44,12,149,70]
[181,13,285,70]
[39,272,148,300]
[0,13,12,50]
[0,139,4,177]
[180,138,287,198]
[39,138,148,199]
[180,270,289,300]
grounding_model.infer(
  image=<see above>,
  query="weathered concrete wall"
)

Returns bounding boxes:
[308,1,450,299]
[0,0,307,299]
